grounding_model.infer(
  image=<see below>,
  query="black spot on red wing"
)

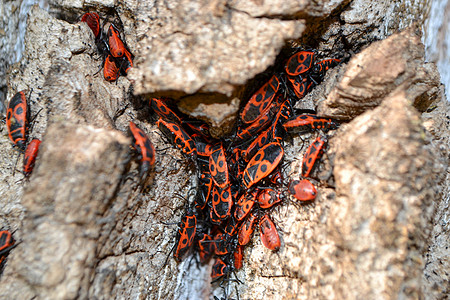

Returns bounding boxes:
[255,94,263,103]
[15,106,23,115]
[260,164,268,173]
[222,189,229,198]
[254,153,262,162]
[213,193,219,203]
[218,160,224,168]
[144,139,153,151]
[210,164,216,172]
[0,233,7,246]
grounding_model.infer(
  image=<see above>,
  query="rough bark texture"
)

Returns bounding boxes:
[126,1,306,96]
[0,0,448,300]
[317,27,442,120]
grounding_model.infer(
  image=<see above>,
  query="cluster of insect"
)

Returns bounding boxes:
[4,9,341,297]
[127,49,341,290]
[81,12,134,81]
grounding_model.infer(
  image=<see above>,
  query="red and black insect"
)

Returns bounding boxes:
[196,172,213,210]
[184,121,212,142]
[173,209,197,262]
[234,111,275,143]
[195,140,213,158]
[302,135,327,178]
[210,205,224,225]
[107,24,126,58]
[23,138,41,177]
[80,12,100,38]
[119,49,134,75]
[233,244,244,270]
[209,143,229,188]
[198,233,215,263]
[211,185,233,221]
[267,168,283,186]
[312,58,341,78]
[234,191,256,221]
[269,98,294,141]
[242,125,276,162]
[257,188,284,209]
[288,179,317,201]
[259,214,280,251]
[240,74,280,124]
[283,114,339,133]
[285,51,315,76]
[129,122,156,178]
[234,94,283,143]
[213,233,230,256]
[6,90,30,151]
[211,258,230,279]
[156,118,197,158]
[103,54,120,81]
[0,230,15,265]
[150,98,182,124]
[286,75,314,99]
[242,142,284,189]
[238,211,258,246]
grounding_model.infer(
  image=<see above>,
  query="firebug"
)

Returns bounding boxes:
[129,121,156,178]
[156,118,197,158]
[198,233,215,263]
[257,188,284,209]
[103,54,120,81]
[233,245,244,270]
[302,135,327,178]
[23,138,41,177]
[0,230,15,265]
[209,143,229,188]
[242,142,284,189]
[80,12,100,38]
[288,179,317,201]
[107,24,126,57]
[6,90,30,151]
[283,114,339,133]
[173,209,197,262]
[211,185,233,221]
[211,258,230,279]
[259,214,280,251]
[238,212,258,246]
[285,51,315,76]
[240,75,280,124]
[234,192,256,221]
[150,98,182,124]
